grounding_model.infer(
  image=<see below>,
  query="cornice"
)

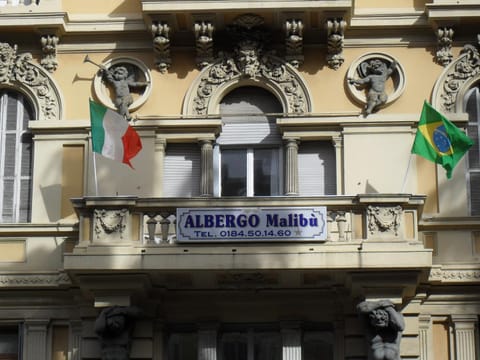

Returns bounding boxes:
[429,265,480,283]
[0,272,72,288]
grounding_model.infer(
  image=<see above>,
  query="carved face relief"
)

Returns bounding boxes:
[236,42,260,77]
[369,309,390,329]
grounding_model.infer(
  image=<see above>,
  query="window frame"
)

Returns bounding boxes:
[0,90,34,223]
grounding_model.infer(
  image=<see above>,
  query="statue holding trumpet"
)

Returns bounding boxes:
[84,55,150,121]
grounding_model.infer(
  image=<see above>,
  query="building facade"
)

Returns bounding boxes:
[0,0,479,359]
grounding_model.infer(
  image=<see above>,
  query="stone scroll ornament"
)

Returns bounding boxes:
[434,41,480,113]
[0,42,61,121]
[187,15,310,115]
[95,306,141,360]
[357,300,405,360]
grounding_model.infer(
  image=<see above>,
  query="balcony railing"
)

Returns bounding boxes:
[71,194,425,247]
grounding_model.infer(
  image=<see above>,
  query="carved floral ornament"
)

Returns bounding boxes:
[367,205,402,236]
[0,42,62,121]
[432,40,480,113]
[94,209,128,240]
[182,39,312,116]
[346,53,406,115]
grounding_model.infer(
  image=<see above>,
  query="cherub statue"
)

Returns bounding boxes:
[94,306,141,360]
[348,59,397,115]
[101,65,149,121]
[357,299,405,360]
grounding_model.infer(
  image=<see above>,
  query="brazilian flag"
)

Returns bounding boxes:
[412,101,474,179]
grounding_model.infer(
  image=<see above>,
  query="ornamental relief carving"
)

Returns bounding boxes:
[432,41,480,113]
[183,14,311,116]
[429,267,480,282]
[367,205,402,237]
[0,42,62,121]
[94,209,129,241]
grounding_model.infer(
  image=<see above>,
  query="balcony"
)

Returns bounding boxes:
[0,0,63,30]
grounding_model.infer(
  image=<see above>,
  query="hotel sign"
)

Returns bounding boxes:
[176,207,327,242]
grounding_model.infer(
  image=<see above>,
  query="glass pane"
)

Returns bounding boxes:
[222,150,247,196]
[221,334,247,360]
[168,333,197,360]
[255,333,281,360]
[5,93,18,131]
[253,149,279,196]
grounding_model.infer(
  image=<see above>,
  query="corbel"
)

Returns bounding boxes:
[436,26,454,67]
[284,18,304,68]
[39,33,59,73]
[151,20,171,73]
[194,20,215,69]
[325,18,346,70]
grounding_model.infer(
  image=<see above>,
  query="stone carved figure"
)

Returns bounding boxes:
[348,59,397,115]
[357,300,405,360]
[95,306,141,360]
[235,40,262,78]
[101,65,149,121]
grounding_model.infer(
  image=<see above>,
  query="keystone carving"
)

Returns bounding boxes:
[194,21,215,69]
[40,34,59,73]
[326,18,346,70]
[0,42,61,120]
[367,205,402,236]
[436,27,454,67]
[94,209,128,240]
[285,19,304,68]
[152,21,171,73]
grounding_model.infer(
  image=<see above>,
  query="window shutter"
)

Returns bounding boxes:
[465,87,480,215]
[163,144,201,197]
[298,141,336,195]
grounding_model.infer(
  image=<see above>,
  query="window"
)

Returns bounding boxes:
[0,326,20,360]
[464,86,480,215]
[219,330,281,360]
[216,87,283,197]
[298,141,336,196]
[0,90,34,223]
[163,144,201,197]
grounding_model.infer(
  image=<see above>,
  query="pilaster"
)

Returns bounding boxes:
[281,321,302,360]
[451,314,478,360]
[200,139,214,197]
[198,323,218,360]
[23,319,49,360]
[418,314,433,360]
[284,138,299,196]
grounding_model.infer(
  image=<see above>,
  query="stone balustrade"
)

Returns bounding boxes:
[71,194,424,246]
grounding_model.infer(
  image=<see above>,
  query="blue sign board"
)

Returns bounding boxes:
[176,207,327,242]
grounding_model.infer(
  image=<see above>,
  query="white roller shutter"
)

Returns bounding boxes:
[298,141,336,195]
[163,144,200,197]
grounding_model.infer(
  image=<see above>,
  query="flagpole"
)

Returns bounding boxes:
[400,154,413,193]
[93,148,99,196]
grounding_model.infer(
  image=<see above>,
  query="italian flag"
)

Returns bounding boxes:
[89,99,142,168]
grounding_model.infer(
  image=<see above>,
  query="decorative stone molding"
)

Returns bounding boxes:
[432,41,480,113]
[429,266,480,283]
[40,34,59,73]
[93,57,152,114]
[367,205,402,237]
[0,42,62,120]
[0,272,71,287]
[326,18,346,70]
[152,21,171,73]
[436,27,454,67]
[347,53,406,115]
[284,19,304,68]
[183,40,311,115]
[94,208,128,241]
[194,21,215,69]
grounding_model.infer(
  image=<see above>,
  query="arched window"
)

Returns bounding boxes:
[464,85,480,215]
[0,90,34,223]
[216,86,283,197]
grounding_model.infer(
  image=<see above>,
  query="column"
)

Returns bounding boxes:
[418,314,433,360]
[332,136,343,195]
[69,320,83,360]
[281,322,301,360]
[284,138,299,196]
[451,315,478,360]
[153,320,165,360]
[200,140,214,197]
[23,319,49,360]
[198,323,218,360]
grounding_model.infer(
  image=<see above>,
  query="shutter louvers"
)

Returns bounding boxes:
[163,144,201,197]
[298,141,336,196]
